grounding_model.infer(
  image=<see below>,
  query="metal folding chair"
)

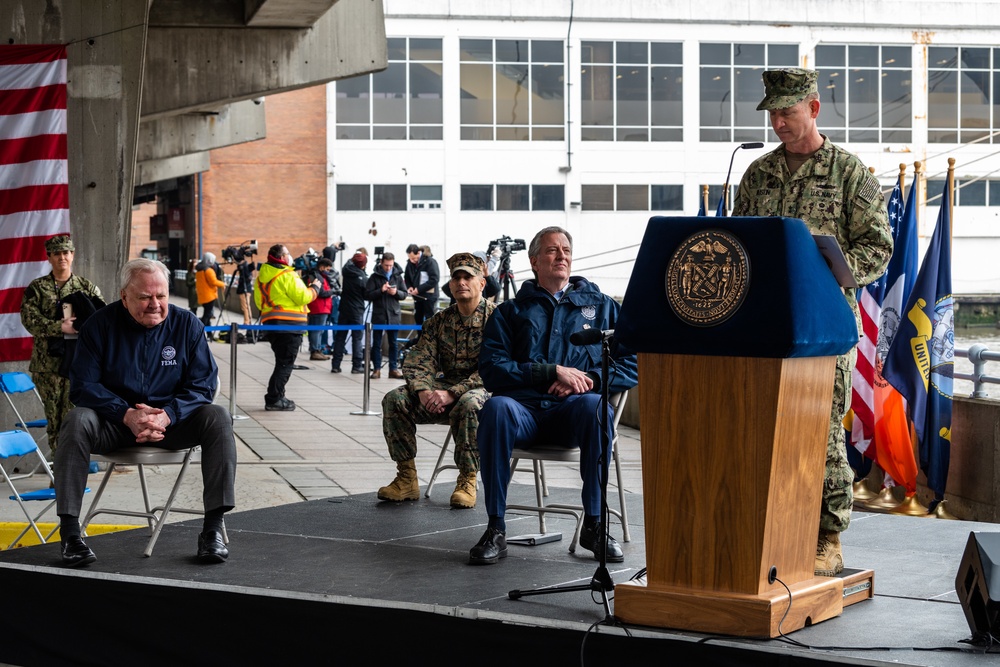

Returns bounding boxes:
[507,390,631,551]
[81,445,224,557]
[0,429,87,549]
[0,372,49,478]
[425,427,457,498]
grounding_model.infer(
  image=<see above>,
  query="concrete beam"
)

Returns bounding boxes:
[136,152,211,187]
[142,0,386,120]
[136,100,267,163]
[245,0,339,27]
[0,1,149,303]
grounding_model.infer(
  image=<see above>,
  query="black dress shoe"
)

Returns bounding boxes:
[265,398,296,411]
[61,535,96,567]
[579,522,624,563]
[330,367,342,374]
[469,527,507,565]
[197,530,229,564]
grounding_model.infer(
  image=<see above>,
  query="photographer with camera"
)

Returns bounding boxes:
[365,251,407,379]
[322,243,346,347]
[255,243,321,411]
[487,236,526,301]
[195,252,226,337]
[222,241,260,327]
[404,243,440,326]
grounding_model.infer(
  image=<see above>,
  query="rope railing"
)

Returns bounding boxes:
[204,322,421,418]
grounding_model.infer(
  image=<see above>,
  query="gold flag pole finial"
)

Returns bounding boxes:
[701,184,709,214]
[947,157,956,246]
[898,162,907,193]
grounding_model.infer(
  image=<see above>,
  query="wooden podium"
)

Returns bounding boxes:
[612,216,873,637]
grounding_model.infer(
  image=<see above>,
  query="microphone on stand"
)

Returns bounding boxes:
[720,142,765,217]
[570,328,614,346]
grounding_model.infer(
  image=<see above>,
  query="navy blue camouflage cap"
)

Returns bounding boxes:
[756,68,819,111]
[45,235,74,253]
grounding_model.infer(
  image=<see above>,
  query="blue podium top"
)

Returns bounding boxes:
[616,216,858,359]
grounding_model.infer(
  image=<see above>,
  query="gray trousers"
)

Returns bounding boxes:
[55,404,237,518]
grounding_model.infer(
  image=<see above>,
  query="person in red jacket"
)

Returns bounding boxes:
[306,258,336,360]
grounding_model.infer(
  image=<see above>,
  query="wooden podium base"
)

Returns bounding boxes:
[615,568,875,638]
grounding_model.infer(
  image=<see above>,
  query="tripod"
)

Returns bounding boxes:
[497,252,518,302]
[507,335,617,622]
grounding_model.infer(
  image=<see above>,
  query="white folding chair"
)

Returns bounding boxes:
[81,445,224,557]
[507,391,631,552]
[0,372,49,478]
[0,429,90,549]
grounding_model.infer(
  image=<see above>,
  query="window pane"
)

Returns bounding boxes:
[617,65,648,126]
[617,42,647,64]
[582,65,613,126]
[958,179,985,205]
[651,65,683,127]
[461,39,492,62]
[532,185,565,211]
[461,63,493,124]
[410,63,443,124]
[386,38,406,60]
[372,62,406,124]
[336,125,369,140]
[881,69,912,130]
[848,68,879,129]
[497,39,529,63]
[701,67,731,127]
[928,69,957,129]
[816,44,845,67]
[496,64,529,126]
[700,43,730,66]
[817,68,846,129]
[883,46,910,68]
[373,126,406,140]
[990,180,1000,207]
[733,43,764,66]
[461,185,493,210]
[337,185,370,211]
[411,185,442,200]
[582,41,613,64]
[532,64,564,125]
[582,184,614,211]
[373,185,406,211]
[410,38,441,60]
[962,47,990,69]
[651,42,682,64]
[768,44,798,66]
[497,185,529,210]
[336,76,369,123]
[960,70,990,130]
[532,40,563,63]
[617,185,648,210]
[848,45,878,68]
[651,185,683,211]
[733,66,764,126]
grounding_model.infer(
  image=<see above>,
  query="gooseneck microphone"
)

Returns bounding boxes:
[720,142,765,217]
[570,328,614,346]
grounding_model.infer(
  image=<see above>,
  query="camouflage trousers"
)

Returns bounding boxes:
[32,371,73,455]
[381,385,489,474]
[822,348,856,534]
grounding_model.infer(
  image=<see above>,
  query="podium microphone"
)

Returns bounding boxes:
[720,142,764,217]
[570,328,614,346]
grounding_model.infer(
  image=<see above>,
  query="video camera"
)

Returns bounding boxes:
[221,239,258,264]
[488,235,526,259]
[293,248,321,280]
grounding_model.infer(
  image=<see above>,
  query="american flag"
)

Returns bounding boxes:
[0,45,69,362]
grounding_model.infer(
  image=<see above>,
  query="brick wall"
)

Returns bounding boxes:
[201,86,328,262]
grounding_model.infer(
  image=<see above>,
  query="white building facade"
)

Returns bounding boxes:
[326,1,1000,298]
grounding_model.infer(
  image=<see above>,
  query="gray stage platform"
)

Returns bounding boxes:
[0,486,995,667]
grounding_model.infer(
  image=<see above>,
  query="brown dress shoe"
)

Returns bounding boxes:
[388,369,404,379]
[370,370,381,379]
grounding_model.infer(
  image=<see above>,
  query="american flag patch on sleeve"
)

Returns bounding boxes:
[858,175,882,205]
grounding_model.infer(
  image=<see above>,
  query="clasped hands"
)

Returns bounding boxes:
[123,403,171,443]
[547,365,593,398]
[419,389,455,415]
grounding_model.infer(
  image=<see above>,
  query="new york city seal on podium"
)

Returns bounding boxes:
[665,230,750,327]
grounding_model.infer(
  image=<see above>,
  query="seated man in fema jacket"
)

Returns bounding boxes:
[55,259,237,567]
[469,226,638,565]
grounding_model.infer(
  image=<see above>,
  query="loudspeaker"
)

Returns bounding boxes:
[956,531,1000,640]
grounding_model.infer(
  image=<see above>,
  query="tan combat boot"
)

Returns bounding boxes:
[377,459,419,502]
[815,530,844,576]
[450,472,477,509]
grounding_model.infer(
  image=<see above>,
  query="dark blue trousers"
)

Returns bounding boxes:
[478,394,613,521]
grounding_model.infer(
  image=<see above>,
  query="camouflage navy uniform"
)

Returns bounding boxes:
[733,136,892,533]
[381,297,496,473]
[19,268,103,455]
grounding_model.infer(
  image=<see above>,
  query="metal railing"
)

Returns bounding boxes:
[955,344,1000,399]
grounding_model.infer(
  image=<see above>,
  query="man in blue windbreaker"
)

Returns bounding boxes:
[54,258,237,567]
[469,227,638,565]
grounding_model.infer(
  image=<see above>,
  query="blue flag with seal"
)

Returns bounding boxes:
[882,180,954,500]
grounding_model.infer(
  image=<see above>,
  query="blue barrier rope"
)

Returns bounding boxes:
[204,323,422,333]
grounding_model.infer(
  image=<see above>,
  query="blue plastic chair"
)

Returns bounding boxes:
[0,429,59,548]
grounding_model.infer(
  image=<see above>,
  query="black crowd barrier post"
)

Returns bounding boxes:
[351,322,380,416]
[229,323,248,421]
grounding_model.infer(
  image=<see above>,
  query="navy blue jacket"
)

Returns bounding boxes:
[70,302,218,428]
[479,276,638,408]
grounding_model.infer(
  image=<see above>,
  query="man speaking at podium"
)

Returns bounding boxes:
[733,68,892,576]
[468,226,638,565]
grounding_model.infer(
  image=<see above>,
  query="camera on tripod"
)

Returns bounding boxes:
[487,235,526,259]
[221,239,258,264]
